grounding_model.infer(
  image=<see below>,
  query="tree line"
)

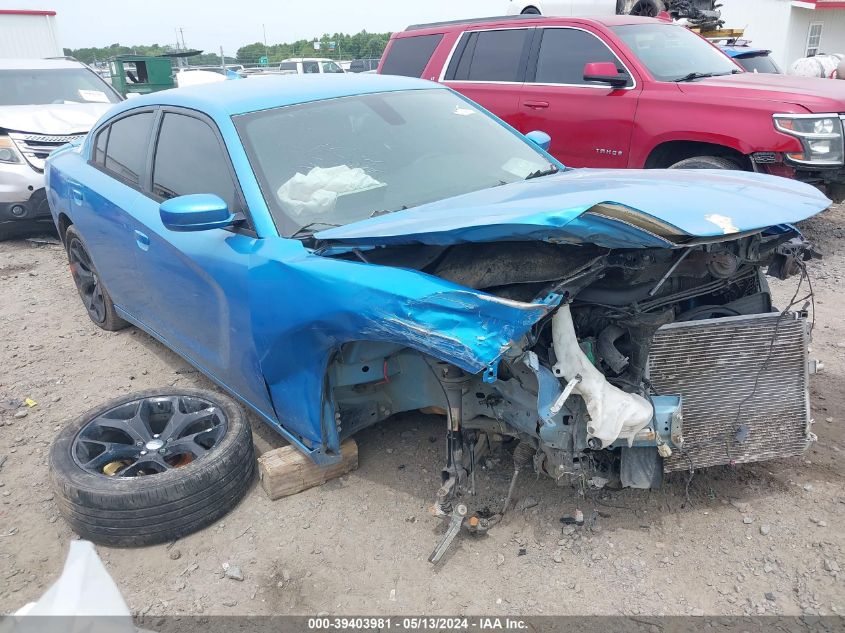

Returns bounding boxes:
[64,31,391,66]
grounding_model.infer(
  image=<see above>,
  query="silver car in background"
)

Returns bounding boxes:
[0,58,121,239]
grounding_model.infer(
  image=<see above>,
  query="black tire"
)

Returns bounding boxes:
[521,6,541,14]
[628,0,666,16]
[64,225,129,331]
[668,156,741,170]
[50,388,256,547]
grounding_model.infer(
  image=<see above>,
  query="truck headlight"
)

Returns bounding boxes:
[0,135,22,164]
[774,115,844,166]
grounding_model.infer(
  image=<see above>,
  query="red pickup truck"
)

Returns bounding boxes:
[379,15,845,201]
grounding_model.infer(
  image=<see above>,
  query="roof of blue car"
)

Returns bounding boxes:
[109,74,440,117]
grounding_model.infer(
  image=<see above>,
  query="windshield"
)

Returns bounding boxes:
[0,69,120,106]
[235,89,555,236]
[612,24,741,81]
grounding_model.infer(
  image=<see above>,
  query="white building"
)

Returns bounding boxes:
[0,9,62,59]
[719,0,845,70]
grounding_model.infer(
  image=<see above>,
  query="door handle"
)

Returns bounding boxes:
[70,188,84,205]
[134,230,150,251]
[523,100,549,109]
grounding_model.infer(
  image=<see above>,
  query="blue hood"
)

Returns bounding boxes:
[315,169,831,249]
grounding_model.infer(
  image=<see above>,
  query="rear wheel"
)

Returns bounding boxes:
[668,156,741,170]
[521,6,541,14]
[64,225,128,331]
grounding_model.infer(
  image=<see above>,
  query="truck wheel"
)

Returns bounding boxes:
[50,388,256,547]
[521,6,541,14]
[628,0,666,16]
[64,225,129,331]
[668,156,741,170]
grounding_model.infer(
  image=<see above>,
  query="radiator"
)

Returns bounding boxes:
[647,312,812,472]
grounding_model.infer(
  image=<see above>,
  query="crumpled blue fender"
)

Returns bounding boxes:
[248,238,557,460]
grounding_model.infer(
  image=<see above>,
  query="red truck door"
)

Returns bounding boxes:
[441,28,534,131]
[518,27,641,168]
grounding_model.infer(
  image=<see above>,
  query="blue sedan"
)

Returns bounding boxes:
[46,75,828,501]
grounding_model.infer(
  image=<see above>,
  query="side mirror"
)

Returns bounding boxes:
[160,194,235,232]
[525,130,552,151]
[583,62,629,88]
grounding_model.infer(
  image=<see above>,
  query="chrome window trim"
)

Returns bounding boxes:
[440,25,637,91]
[530,26,637,91]
[438,26,533,84]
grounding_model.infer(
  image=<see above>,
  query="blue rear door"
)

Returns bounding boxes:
[62,110,156,307]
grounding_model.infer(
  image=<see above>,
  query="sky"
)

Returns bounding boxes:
[5,0,504,54]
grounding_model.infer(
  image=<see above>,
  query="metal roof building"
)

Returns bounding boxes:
[0,9,62,59]
[719,0,845,70]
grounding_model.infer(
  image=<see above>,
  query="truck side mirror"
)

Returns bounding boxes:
[583,62,629,88]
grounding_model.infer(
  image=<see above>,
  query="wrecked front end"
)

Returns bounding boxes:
[273,168,827,560]
[325,228,818,491]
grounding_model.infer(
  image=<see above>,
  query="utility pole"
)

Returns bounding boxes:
[262,23,268,62]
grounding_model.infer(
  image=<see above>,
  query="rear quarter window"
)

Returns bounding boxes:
[381,34,444,77]
[101,111,154,187]
[446,29,531,83]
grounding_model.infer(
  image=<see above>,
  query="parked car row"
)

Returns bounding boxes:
[2,13,844,245]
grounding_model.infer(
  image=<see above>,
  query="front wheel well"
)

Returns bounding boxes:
[644,141,752,170]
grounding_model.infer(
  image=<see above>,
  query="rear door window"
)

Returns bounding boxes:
[152,112,242,213]
[532,28,631,86]
[302,61,320,74]
[380,34,444,77]
[448,29,530,82]
[102,111,154,187]
[92,126,109,166]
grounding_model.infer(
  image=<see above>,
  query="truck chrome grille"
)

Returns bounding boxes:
[8,132,86,172]
[647,312,811,472]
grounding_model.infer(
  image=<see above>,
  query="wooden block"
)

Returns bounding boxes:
[258,439,358,500]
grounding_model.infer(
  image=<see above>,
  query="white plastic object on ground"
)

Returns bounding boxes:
[12,540,135,633]
[277,165,384,218]
[551,304,653,448]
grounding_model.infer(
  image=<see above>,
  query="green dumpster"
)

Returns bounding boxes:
[110,55,174,96]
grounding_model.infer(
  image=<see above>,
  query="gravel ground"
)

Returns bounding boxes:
[0,204,843,617]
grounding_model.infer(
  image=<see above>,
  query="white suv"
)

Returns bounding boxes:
[0,58,121,240]
[277,58,345,75]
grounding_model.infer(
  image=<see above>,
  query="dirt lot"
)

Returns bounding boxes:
[1,204,843,617]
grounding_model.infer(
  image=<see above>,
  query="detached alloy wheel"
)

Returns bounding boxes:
[50,388,255,547]
[65,225,128,331]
